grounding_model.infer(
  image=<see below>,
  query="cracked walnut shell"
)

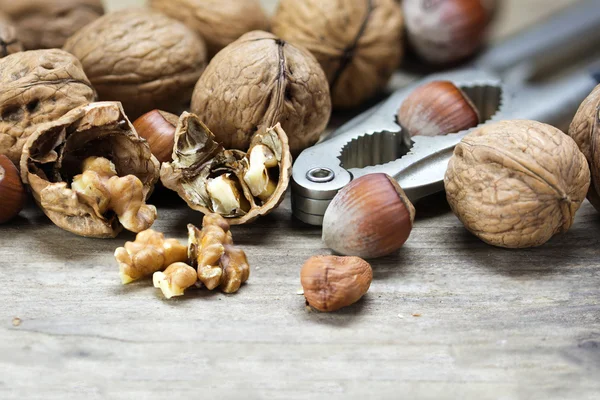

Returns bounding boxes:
[149,0,269,58]
[161,112,292,225]
[20,102,160,238]
[272,0,404,109]
[0,49,96,165]
[0,0,104,50]
[445,120,590,248]
[191,31,331,156]
[63,9,207,120]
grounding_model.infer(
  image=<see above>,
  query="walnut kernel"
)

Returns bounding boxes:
[153,262,198,299]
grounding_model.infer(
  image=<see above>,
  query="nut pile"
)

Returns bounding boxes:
[115,214,250,299]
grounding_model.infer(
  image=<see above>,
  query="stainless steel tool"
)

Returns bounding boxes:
[292,0,600,225]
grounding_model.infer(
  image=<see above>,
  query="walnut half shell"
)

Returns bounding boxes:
[161,112,292,225]
[20,102,160,238]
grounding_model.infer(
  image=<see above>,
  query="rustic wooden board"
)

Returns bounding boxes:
[2,0,598,399]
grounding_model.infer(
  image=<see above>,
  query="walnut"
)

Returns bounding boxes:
[149,0,269,58]
[190,31,331,156]
[20,102,160,238]
[272,0,404,109]
[115,230,188,284]
[0,13,23,58]
[63,9,207,120]
[188,214,250,294]
[569,84,600,211]
[445,120,590,248]
[0,0,104,50]
[161,112,292,225]
[153,263,198,299]
[0,49,96,165]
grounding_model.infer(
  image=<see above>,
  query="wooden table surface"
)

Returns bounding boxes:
[3,1,599,399]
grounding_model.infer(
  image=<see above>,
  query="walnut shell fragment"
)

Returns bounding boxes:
[191,31,331,156]
[445,120,590,248]
[20,102,160,238]
[63,9,207,119]
[568,84,600,211]
[272,0,404,109]
[161,112,292,225]
[0,13,23,57]
[0,0,104,50]
[149,0,270,58]
[0,49,96,165]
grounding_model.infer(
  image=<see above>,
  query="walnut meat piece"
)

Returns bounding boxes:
[191,31,331,156]
[153,263,198,299]
[0,49,96,164]
[161,112,292,225]
[0,13,23,57]
[445,120,590,248]
[272,0,404,109]
[63,9,207,119]
[20,102,160,238]
[149,0,269,58]
[0,0,104,50]
[116,230,188,284]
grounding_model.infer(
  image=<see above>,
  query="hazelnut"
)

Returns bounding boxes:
[301,255,373,312]
[133,110,179,164]
[272,0,404,109]
[149,0,270,58]
[403,0,490,65]
[322,173,416,259]
[190,31,331,156]
[0,155,26,224]
[397,81,480,137]
[445,120,590,248]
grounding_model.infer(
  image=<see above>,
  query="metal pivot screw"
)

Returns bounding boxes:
[306,167,335,183]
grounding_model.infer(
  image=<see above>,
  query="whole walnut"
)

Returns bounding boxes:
[0,49,96,165]
[149,0,270,58]
[64,9,207,120]
[0,13,23,57]
[0,0,104,50]
[272,0,404,109]
[191,31,331,156]
[445,120,590,248]
[569,84,600,211]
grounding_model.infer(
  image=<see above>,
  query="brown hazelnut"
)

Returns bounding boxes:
[403,0,490,65]
[149,0,270,58]
[63,9,207,120]
[0,155,26,223]
[272,0,404,109]
[322,173,416,259]
[190,31,331,156]
[133,110,179,164]
[301,255,373,312]
[0,0,104,50]
[445,120,590,248]
[398,81,480,137]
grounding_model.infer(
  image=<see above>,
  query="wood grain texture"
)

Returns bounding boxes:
[2,1,599,399]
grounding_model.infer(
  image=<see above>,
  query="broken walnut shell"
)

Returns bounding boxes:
[20,102,160,238]
[161,112,292,225]
[191,31,331,156]
[272,0,404,109]
[445,120,590,248]
[63,9,207,120]
[0,49,96,165]
[149,0,270,58]
[301,255,373,312]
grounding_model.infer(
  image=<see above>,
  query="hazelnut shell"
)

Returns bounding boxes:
[0,155,26,223]
[133,110,179,164]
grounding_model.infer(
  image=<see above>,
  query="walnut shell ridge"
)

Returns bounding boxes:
[0,49,96,165]
[64,9,207,120]
[445,120,590,248]
[191,31,331,156]
[149,0,269,58]
[272,0,404,109]
[0,0,104,50]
